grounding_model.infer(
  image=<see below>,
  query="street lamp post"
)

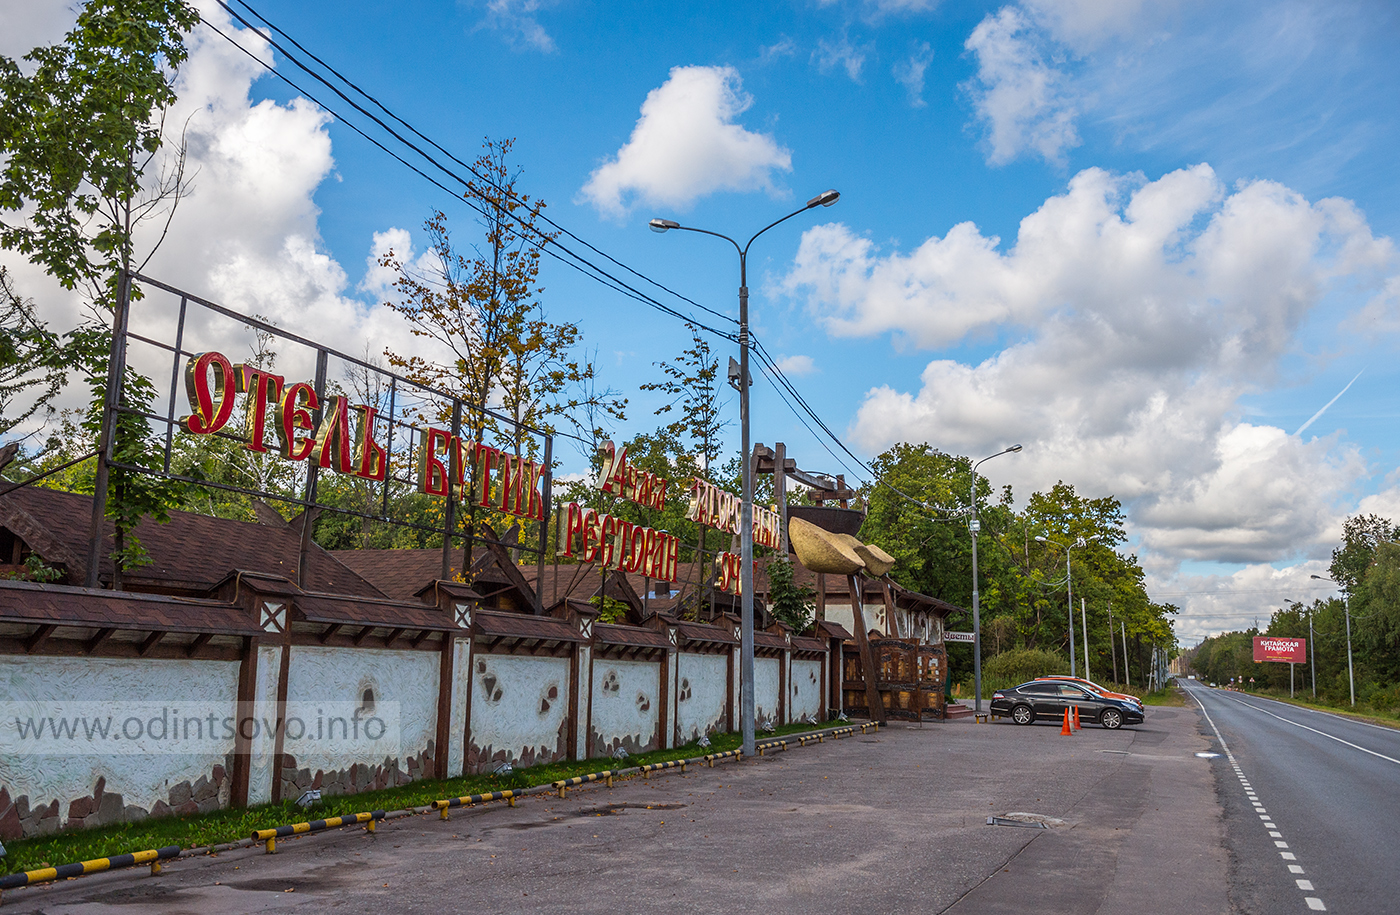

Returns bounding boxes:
[1036,534,1098,679]
[650,190,840,757]
[969,445,1022,715]
[1312,574,1355,706]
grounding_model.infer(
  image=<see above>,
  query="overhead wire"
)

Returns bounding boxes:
[208,1,736,339]
[202,4,911,492]
[224,0,737,329]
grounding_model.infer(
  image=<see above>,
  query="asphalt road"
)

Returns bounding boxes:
[1181,680,1400,914]
[2,709,1229,914]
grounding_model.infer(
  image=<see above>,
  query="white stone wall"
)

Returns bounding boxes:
[467,653,571,772]
[674,652,727,745]
[0,656,239,826]
[283,646,439,785]
[790,658,823,722]
[753,657,780,727]
[590,658,660,756]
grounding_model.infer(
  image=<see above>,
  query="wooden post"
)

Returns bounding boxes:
[815,573,826,622]
[848,574,886,724]
[774,442,788,552]
[881,581,899,639]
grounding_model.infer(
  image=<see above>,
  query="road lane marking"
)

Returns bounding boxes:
[1215,692,1400,766]
[1183,684,1328,913]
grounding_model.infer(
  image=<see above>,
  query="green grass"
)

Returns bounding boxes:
[1142,687,1185,706]
[1,719,832,876]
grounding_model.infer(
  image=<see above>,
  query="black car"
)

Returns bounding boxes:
[990,680,1145,729]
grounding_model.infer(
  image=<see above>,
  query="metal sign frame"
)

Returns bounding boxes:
[85,272,553,608]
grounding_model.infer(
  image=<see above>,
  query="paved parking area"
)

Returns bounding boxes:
[7,709,1229,914]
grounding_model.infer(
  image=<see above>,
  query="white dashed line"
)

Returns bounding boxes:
[1186,686,1327,913]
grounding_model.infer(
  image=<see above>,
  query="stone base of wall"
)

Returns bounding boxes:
[0,758,233,841]
[278,744,435,803]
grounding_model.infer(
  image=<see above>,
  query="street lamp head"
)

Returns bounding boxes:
[1034,535,1048,543]
[1310,574,1327,581]
[1007,444,1023,453]
[806,189,840,208]
[649,218,680,233]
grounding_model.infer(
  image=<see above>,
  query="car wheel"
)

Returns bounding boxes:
[1101,708,1123,730]
[1011,704,1034,725]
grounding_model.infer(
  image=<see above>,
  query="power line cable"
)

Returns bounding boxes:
[210,1,737,335]
[199,14,735,351]
[226,0,737,328]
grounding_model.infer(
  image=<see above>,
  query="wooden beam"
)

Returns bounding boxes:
[318,623,342,644]
[411,628,435,648]
[85,627,115,655]
[479,521,540,613]
[353,626,377,646]
[848,574,886,725]
[24,624,56,654]
[185,632,212,658]
[139,630,166,657]
[382,627,406,647]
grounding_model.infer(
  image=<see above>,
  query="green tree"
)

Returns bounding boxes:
[766,556,814,631]
[0,267,69,441]
[1,0,198,587]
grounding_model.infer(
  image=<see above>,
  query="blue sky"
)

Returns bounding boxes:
[4,0,1399,640]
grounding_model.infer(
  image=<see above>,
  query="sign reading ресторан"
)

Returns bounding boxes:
[179,351,546,522]
[1253,636,1306,663]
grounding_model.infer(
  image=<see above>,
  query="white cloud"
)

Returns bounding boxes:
[1019,0,1159,53]
[1148,560,1336,643]
[580,66,792,217]
[813,37,869,82]
[963,5,1081,166]
[774,354,817,376]
[473,0,557,53]
[1,2,447,425]
[0,0,75,60]
[782,164,1397,568]
[892,42,934,108]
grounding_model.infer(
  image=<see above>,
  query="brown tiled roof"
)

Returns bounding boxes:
[753,630,789,650]
[791,635,827,652]
[0,580,262,635]
[471,608,584,643]
[332,549,442,601]
[295,593,459,631]
[675,620,738,646]
[593,622,671,649]
[0,486,384,598]
[815,620,854,641]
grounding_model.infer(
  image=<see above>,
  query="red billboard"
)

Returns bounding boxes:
[1253,637,1306,663]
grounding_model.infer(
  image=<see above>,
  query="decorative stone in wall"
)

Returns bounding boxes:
[0,758,234,841]
[790,658,823,722]
[752,657,781,728]
[590,660,660,757]
[674,653,727,745]
[0,656,240,837]
[467,655,571,774]
[279,744,435,800]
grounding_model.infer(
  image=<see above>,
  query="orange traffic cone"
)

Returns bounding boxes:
[1061,708,1072,735]
[1073,706,1082,730]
